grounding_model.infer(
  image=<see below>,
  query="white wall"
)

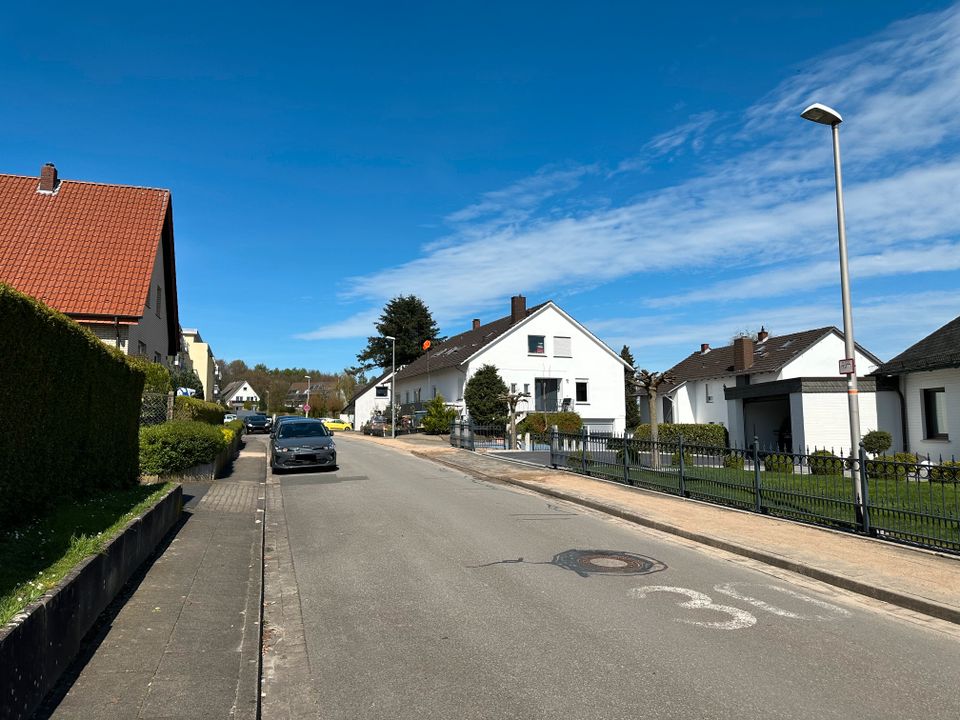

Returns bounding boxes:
[798,391,901,454]
[780,333,879,378]
[902,368,960,458]
[82,322,130,353]
[394,367,463,410]
[354,376,393,425]
[227,382,260,405]
[128,241,170,364]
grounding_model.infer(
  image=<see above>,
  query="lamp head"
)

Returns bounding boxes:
[385,335,396,341]
[801,103,842,126]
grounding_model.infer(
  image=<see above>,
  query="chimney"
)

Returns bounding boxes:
[510,294,526,324]
[700,343,710,354]
[38,163,58,193]
[733,336,754,372]
[472,318,481,330]
[757,326,769,343]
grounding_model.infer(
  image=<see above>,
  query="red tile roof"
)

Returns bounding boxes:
[0,172,170,318]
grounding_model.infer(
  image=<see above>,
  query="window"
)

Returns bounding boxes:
[528,335,545,354]
[510,383,517,393]
[554,336,572,357]
[375,386,388,398]
[154,352,161,364]
[523,383,530,395]
[432,385,437,398]
[575,380,588,403]
[534,378,560,411]
[405,391,410,403]
[923,388,948,439]
[138,340,147,356]
[705,383,714,403]
[155,286,162,317]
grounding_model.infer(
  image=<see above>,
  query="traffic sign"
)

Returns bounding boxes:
[303,403,311,412]
[839,358,855,375]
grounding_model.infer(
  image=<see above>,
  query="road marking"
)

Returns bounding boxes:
[630,586,757,630]
[714,582,851,621]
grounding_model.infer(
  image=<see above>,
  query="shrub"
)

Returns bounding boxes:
[763,454,794,474]
[809,450,843,475]
[670,450,694,467]
[634,423,727,447]
[566,449,592,471]
[421,394,458,434]
[225,419,244,435]
[127,355,172,393]
[862,430,893,455]
[463,364,508,426]
[517,412,583,435]
[139,421,229,475]
[867,452,922,480]
[723,453,744,470]
[930,460,960,483]
[0,284,144,528]
[173,395,226,424]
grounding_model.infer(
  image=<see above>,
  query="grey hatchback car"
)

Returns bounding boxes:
[270,418,336,472]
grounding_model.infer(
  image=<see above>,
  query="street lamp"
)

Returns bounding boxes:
[801,102,864,519]
[304,374,311,416]
[384,336,396,439]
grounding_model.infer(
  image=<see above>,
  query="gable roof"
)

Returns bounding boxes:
[344,369,394,410]
[220,380,247,400]
[665,327,879,385]
[0,171,176,324]
[877,315,960,374]
[394,301,550,381]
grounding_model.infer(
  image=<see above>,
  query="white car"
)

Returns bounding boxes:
[224,413,238,423]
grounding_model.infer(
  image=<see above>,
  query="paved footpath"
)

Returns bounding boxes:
[355,432,960,628]
[37,442,266,720]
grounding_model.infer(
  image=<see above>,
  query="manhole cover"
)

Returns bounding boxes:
[551,549,667,577]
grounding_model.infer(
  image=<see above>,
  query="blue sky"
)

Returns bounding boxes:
[3,1,960,373]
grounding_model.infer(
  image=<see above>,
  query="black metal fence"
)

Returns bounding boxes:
[450,422,959,555]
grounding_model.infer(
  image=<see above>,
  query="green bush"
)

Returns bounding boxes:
[930,460,960,483]
[127,355,172,393]
[173,395,226,424]
[862,430,893,455]
[809,450,843,475]
[866,452,922,480]
[516,412,583,435]
[723,453,744,470]
[225,418,244,435]
[421,394,458,434]
[0,284,144,528]
[634,423,728,447]
[139,421,229,475]
[763,453,794,474]
[566,449,592,471]
[670,450,694,467]
[463,364,508,426]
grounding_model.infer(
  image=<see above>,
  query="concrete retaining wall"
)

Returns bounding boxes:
[0,485,183,720]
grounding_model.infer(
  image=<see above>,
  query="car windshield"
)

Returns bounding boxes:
[278,423,330,439]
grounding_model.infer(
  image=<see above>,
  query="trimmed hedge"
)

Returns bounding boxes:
[225,418,244,435]
[0,284,145,527]
[763,454,794,474]
[173,395,225,424]
[809,450,843,475]
[930,460,960,483]
[634,423,728,447]
[139,420,229,475]
[517,412,583,435]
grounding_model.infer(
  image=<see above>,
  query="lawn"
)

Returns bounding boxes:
[0,482,175,626]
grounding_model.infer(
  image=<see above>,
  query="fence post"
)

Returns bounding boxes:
[622,432,632,486]
[678,433,687,497]
[467,419,474,451]
[550,425,558,468]
[752,435,763,513]
[580,426,588,474]
[166,390,175,421]
[858,441,872,536]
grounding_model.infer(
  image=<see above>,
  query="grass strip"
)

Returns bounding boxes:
[0,482,175,626]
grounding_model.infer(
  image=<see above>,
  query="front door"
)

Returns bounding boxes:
[535,378,560,412]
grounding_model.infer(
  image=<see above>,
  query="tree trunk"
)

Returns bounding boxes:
[648,389,660,469]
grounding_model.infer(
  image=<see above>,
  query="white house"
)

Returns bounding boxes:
[876,315,960,458]
[393,295,631,433]
[655,327,900,452]
[343,370,395,427]
[221,380,260,410]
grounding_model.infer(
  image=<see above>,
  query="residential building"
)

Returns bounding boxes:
[343,370,395,427]
[656,327,899,452]
[181,328,217,401]
[284,380,340,410]
[875,315,960,458]
[0,163,180,363]
[393,295,631,433]
[221,380,260,410]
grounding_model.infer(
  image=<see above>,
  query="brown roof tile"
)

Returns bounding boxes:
[0,172,170,318]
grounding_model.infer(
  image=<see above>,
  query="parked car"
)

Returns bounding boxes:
[224,413,238,423]
[270,418,337,472]
[321,417,353,432]
[244,414,271,434]
[362,415,387,436]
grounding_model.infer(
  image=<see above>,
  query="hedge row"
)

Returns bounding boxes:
[0,284,145,527]
[173,395,225,424]
[516,412,583,435]
[633,423,728,447]
[139,420,230,475]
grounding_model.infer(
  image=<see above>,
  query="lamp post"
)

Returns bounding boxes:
[304,374,311,416]
[385,336,396,439]
[801,102,863,522]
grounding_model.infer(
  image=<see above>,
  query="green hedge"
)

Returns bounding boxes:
[0,284,145,527]
[516,412,583,435]
[173,395,225,424]
[634,423,728,447]
[225,418,244,435]
[139,421,229,475]
[763,453,794,474]
[809,450,844,475]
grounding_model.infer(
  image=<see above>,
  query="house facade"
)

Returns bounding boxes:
[658,327,900,452]
[181,328,217,402]
[343,370,394,426]
[393,295,630,433]
[0,163,180,363]
[876,315,960,458]
[221,380,260,410]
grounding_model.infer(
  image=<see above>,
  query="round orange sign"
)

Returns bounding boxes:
[422,340,431,350]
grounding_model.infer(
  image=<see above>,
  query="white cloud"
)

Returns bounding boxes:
[295,310,380,340]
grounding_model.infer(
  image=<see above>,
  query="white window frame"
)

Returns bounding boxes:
[575,379,589,404]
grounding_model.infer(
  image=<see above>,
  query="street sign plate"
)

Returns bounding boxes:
[303,403,311,412]
[839,358,855,375]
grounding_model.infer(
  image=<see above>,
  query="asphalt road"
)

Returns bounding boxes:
[276,434,960,720]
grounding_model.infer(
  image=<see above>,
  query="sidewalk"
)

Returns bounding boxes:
[355,432,960,626]
[37,442,266,720]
